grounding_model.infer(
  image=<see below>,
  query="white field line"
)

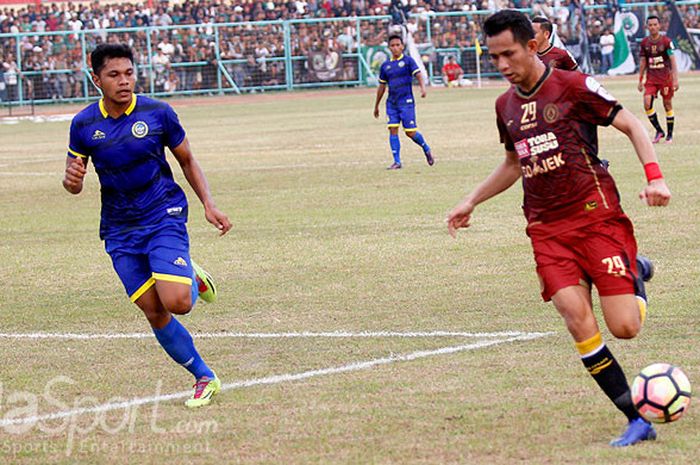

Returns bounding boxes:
[0,330,547,340]
[0,332,552,427]
[0,172,58,176]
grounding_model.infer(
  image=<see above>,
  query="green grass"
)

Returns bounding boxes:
[0,76,698,464]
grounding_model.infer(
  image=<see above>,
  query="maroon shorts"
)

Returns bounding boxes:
[644,81,674,99]
[531,215,640,301]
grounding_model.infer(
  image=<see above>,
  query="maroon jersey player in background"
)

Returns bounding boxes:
[447,10,671,447]
[638,15,679,143]
[532,16,579,71]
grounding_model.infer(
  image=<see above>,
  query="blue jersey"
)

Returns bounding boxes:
[378,54,420,106]
[67,95,188,239]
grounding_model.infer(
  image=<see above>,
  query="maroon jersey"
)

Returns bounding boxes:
[495,68,623,238]
[537,45,579,71]
[640,35,675,85]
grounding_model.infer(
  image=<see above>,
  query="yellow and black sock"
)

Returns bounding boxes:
[646,108,664,135]
[577,332,640,421]
[666,110,674,138]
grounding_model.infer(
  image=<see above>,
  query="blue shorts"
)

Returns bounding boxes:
[105,222,194,303]
[386,101,417,131]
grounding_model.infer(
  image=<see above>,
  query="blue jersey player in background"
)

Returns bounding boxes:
[62,44,232,408]
[373,34,434,169]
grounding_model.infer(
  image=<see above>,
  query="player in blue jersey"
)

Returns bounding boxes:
[62,44,232,408]
[373,34,434,169]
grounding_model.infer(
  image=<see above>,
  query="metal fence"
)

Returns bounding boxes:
[0,2,698,106]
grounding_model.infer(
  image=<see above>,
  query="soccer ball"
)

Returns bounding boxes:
[631,363,692,423]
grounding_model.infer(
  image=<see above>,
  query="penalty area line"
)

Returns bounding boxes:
[0,330,550,340]
[0,332,553,427]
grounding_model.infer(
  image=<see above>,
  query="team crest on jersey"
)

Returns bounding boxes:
[131,121,149,138]
[398,60,405,67]
[543,104,559,124]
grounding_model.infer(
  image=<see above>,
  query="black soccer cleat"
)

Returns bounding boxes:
[637,255,654,282]
[386,162,402,170]
[424,149,434,166]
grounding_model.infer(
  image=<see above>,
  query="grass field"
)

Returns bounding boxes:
[0,75,699,465]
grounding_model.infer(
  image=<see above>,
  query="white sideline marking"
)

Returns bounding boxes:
[0,172,57,176]
[0,332,551,427]
[0,330,544,340]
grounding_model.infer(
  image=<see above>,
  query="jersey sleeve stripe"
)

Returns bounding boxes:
[68,148,87,159]
[411,69,420,75]
[152,273,193,286]
[378,78,387,83]
[603,104,623,127]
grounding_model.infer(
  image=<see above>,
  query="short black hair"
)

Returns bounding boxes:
[91,43,134,75]
[532,16,553,35]
[646,15,660,23]
[483,10,535,47]
[388,34,403,44]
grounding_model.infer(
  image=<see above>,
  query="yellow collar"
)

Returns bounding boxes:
[99,94,137,118]
[391,54,404,62]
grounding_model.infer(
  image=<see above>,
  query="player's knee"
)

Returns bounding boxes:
[610,319,641,339]
[163,294,193,315]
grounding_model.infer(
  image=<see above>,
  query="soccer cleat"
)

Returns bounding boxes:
[664,135,673,144]
[185,375,221,408]
[610,417,657,447]
[192,261,217,303]
[634,255,653,313]
[652,131,665,144]
[424,149,434,166]
[637,255,654,283]
[386,162,402,170]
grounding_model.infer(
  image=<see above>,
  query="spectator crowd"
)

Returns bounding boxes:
[1,0,698,102]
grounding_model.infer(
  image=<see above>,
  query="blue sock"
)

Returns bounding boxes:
[389,134,401,164]
[410,131,430,153]
[152,316,215,379]
[190,269,199,308]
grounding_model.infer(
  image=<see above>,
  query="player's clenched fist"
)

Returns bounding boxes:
[640,179,671,207]
[63,156,86,194]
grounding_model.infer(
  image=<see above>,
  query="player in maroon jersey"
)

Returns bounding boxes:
[447,10,671,447]
[638,15,679,143]
[532,17,579,71]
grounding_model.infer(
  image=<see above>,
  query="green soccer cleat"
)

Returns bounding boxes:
[192,261,217,303]
[185,375,221,408]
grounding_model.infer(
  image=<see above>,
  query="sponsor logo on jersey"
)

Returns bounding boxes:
[173,257,188,267]
[514,132,560,159]
[521,153,566,178]
[131,121,149,138]
[91,129,106,140]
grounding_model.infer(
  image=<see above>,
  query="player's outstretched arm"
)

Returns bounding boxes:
[62,156,86,195]
[373,83,386,118]
[611,108,671,207]
[171,137,232,236]
[447,150,521,237]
